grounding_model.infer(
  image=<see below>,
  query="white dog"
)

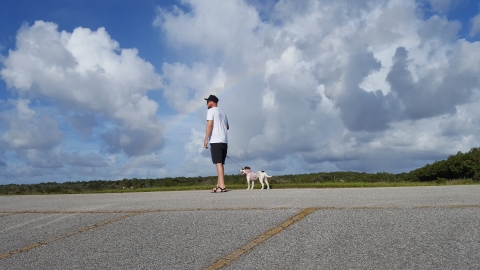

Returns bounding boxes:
[240,167,272,190]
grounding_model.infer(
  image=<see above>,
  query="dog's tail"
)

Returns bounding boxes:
[262,171,273,178]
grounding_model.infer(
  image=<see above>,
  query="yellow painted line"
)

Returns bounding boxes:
[0,212,141,260]
[204,207,318,270]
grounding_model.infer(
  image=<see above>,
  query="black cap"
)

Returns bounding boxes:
[204,95,219,103]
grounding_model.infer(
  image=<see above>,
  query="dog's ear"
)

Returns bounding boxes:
[245,166,250,170]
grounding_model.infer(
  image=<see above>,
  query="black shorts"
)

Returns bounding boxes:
[210,143,228,164]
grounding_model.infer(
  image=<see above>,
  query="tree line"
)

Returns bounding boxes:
[405,147,480,181]
[1,147,479,195]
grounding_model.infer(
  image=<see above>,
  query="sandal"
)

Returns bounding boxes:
[211,186,228,193]
[211,186,221,193]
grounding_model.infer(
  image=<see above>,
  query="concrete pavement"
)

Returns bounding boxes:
[0,186,479,269]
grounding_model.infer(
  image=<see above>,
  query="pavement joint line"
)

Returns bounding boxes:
[0,205,479,216]
[204,207,319,270]
[416,204,480,209]
[0,207,290,215]
[0,212,143,260]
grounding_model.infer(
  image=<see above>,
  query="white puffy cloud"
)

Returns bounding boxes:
[418,15,460,44]
[0,98,120,181]
[161,62,227,113]
[387,41,480,120]
[471,13,480,37]
[424,0,454,13]
[155,0,480,175]
[0,99,63,151]
[1,21,163,156]
[154,0,267,71]
[0,21,170,183]
[0,165,42,180]
[69,114,97,137]
[182,129,212,174]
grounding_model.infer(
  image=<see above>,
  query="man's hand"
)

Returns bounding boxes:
[204,138,209,149]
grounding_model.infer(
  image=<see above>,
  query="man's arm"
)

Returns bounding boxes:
[204,120,213,149]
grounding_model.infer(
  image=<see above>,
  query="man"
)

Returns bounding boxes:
[204,95,229,193]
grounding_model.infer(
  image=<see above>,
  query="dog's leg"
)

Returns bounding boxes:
[265,173,271,189]
[259,176,264,190]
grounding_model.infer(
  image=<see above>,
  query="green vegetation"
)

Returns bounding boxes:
[406,147,480,181]
[1,147,480,195]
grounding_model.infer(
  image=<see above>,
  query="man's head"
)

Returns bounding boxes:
[205,95,219,109]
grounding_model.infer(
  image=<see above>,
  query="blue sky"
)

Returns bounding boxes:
[1,0,480,184]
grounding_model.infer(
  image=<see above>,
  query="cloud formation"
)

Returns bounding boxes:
[0,21,166,183]
[471,13,480,37]
[1,0,479,184]
[1,21,163,157]
[0,99,63,151]
[156,0,480,174]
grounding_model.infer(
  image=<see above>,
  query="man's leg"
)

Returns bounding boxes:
[216,163,225,189]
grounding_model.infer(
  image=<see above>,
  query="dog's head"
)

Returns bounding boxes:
[239,166,251,175]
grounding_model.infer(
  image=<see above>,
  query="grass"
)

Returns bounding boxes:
[2,179,479,196]
[79,180,480,194]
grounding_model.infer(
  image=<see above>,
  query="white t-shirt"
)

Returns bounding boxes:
[206,107,229,143]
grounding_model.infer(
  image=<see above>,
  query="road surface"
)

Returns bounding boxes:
[1,186,479,269]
